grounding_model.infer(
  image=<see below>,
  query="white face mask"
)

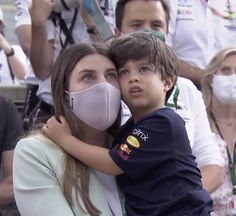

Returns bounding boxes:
[211,74,236,104]
[68,82,121,131]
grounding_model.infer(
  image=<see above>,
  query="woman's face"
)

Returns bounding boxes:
[215,54,236,76]
[68,54,119,92]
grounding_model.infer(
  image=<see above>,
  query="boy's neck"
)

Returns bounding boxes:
[132,104,165,122]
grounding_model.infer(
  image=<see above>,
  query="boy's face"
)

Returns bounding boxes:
[118,0,168,35]
[118,58,172,118]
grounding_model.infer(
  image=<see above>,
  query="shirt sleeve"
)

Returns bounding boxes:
[15,0,31,28]
[191,89,224,168]
[2,100,23,152]
[13,136,76,216]
[109,114,176,179]
[178,78,225,168]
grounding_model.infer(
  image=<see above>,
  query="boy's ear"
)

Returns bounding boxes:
[164,77,175,92]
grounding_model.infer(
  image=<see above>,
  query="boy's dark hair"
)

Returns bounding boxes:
[110,31,179,102]
[115,0,170,31]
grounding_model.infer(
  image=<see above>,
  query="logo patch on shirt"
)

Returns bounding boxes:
[118,144,132,160]
[127,135,140,148]
[132,129,149,142]
[178,0,188,4]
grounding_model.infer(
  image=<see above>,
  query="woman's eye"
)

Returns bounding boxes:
[81,74,94,81]
[221,68,232,75]
[118,69,129,77]
[107,72,118,80]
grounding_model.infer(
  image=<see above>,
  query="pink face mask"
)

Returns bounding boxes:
[67,82,121,131]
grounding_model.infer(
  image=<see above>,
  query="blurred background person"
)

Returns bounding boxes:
[0,97,23,216]
[202,47,236,215]
[15,0,40,131]
[0,7,26,84]
[167,0,236,88]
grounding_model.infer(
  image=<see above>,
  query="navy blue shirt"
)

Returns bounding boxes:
[109,108,213,216]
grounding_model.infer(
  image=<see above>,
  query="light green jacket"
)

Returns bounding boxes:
[13,134,117,216]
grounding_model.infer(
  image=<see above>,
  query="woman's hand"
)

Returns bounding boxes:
[42,116,72,148]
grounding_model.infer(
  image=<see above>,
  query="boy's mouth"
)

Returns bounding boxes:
[129,86,143,94]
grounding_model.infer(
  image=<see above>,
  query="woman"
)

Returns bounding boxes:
[13,43,123,216]
[202,48,236,216]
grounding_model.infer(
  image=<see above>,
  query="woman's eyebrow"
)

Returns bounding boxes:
[77,69,96,74]
[106,68,117,72]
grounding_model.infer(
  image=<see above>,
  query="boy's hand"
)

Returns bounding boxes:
[42,116,72,148]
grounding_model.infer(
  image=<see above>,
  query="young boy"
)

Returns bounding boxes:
[43,32,213,215]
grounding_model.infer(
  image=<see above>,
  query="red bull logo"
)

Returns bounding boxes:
[118,144,132,160]
[120,144,132,155]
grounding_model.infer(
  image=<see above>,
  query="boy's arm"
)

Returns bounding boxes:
[42,116,123,175]
[61,135,123,175]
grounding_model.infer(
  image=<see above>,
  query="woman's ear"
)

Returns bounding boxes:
[207,74,213,85]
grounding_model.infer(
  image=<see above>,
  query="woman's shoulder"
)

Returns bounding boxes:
[15,132,65,163]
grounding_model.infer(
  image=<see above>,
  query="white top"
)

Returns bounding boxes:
[167,0,228,69]
[121,77,224,168]
[0,45,27,84]
[15,0,115,104]
[13,134,122,216]
[15,0,31,27]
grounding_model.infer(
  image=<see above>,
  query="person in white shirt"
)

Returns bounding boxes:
[0,8,26,84]
[167,0,236,88]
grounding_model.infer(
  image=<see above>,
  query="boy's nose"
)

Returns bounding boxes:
[129,75,139,84]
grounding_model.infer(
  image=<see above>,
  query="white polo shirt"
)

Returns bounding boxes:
[167,0,227,69]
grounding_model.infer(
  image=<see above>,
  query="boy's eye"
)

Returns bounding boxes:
[139,66,152,74]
